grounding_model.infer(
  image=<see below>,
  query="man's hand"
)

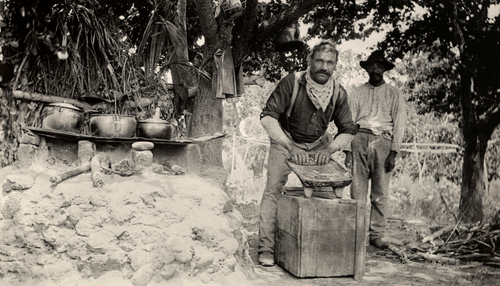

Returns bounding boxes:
[385,151,397,172]
[344,151,352,169]
[314,142,340,165]
[314,148,332,165]
[289,145,309,165]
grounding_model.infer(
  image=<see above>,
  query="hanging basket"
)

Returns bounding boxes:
[221,0,246,20]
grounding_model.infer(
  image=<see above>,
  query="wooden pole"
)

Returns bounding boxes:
[91,155,104,188]
[13,90,92,110]
[413,143,422,183]
[230,133,236,180]
[49,164,91,186]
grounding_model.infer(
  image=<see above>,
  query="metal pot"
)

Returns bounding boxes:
[136,118,173,140]
[90,114,137,138]
[42,103,84,132]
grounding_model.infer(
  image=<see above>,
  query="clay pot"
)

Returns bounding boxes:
[42,103,84,132]
[136,118,173,140]
[90,114,136,138]
[274,22,304,53]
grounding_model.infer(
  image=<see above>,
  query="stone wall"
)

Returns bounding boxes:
[0,135,253,286]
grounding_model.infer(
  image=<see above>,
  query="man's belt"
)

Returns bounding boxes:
[358,128,392,139]
[358,128,375,135]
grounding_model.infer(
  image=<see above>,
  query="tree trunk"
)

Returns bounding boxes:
[459,132,486,223]
[459,72,485,223]
[190,77,223,166]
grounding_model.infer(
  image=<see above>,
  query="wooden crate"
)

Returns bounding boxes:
[275,189,366,279]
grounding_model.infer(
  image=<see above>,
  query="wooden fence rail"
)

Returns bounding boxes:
[227,134,500,182]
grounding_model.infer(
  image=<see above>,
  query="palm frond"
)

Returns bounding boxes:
[137,8,188,79]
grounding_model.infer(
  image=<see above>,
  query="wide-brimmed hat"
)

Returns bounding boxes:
[360,50,395,71]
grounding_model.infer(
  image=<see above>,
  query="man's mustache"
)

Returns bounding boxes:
[315,70,331,76]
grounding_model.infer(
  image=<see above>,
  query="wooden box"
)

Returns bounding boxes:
[275,189,366,279]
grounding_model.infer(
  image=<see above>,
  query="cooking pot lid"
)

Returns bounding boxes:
[139,117,169,123]
[47,103,82,111]
[80,93,112,104]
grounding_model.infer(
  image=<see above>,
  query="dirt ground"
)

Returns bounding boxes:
[235,202,500,286]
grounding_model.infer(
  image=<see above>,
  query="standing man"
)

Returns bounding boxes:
[258,40,357,267]
[344,50,406,249]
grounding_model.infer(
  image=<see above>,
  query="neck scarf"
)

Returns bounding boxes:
[304,70,335,112]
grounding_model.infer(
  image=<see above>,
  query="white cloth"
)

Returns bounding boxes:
[304,69,335,112]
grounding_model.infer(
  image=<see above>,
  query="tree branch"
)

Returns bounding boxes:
[233,0,331,65]
[451,1,465,55]
[478,101,500,127]
[476,0,490,32]
[178,0,187,34]
[195,0,235,72]
[232,0,259,66]
[260,0,327,38]
[194,0,218,49]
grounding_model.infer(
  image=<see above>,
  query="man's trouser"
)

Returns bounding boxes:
[350,130,392,240]
[258,134,332,254]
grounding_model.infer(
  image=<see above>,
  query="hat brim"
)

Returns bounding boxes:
[360,60,395,71]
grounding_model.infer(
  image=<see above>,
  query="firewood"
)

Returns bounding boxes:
[49,163,91,186]
[388,245,409,263]
[483,256,500,263]
[484,261,500,268]
[419,253,458,265]
[422,224,456,243]
[406,242,431,252]
[454,253,493,261]
[90,155,104,188]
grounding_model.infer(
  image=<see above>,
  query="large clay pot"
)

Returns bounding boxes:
[90,114,136,138]
[42,103,84,132]
[136,118,173,140]
[274,22,304,53]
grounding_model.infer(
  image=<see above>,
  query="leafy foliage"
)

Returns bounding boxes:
[234,0,382,82]
[377,0,500,119]
[397,108,463,184]
[1,0,178,123]
[4,0,122,97]
[397,48,461,115]
[371,0,500,222]
[486,127,500,181]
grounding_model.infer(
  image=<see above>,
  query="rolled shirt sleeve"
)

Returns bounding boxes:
[260,73,294,121]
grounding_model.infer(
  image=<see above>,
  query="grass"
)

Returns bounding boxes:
[389,174,461,226]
